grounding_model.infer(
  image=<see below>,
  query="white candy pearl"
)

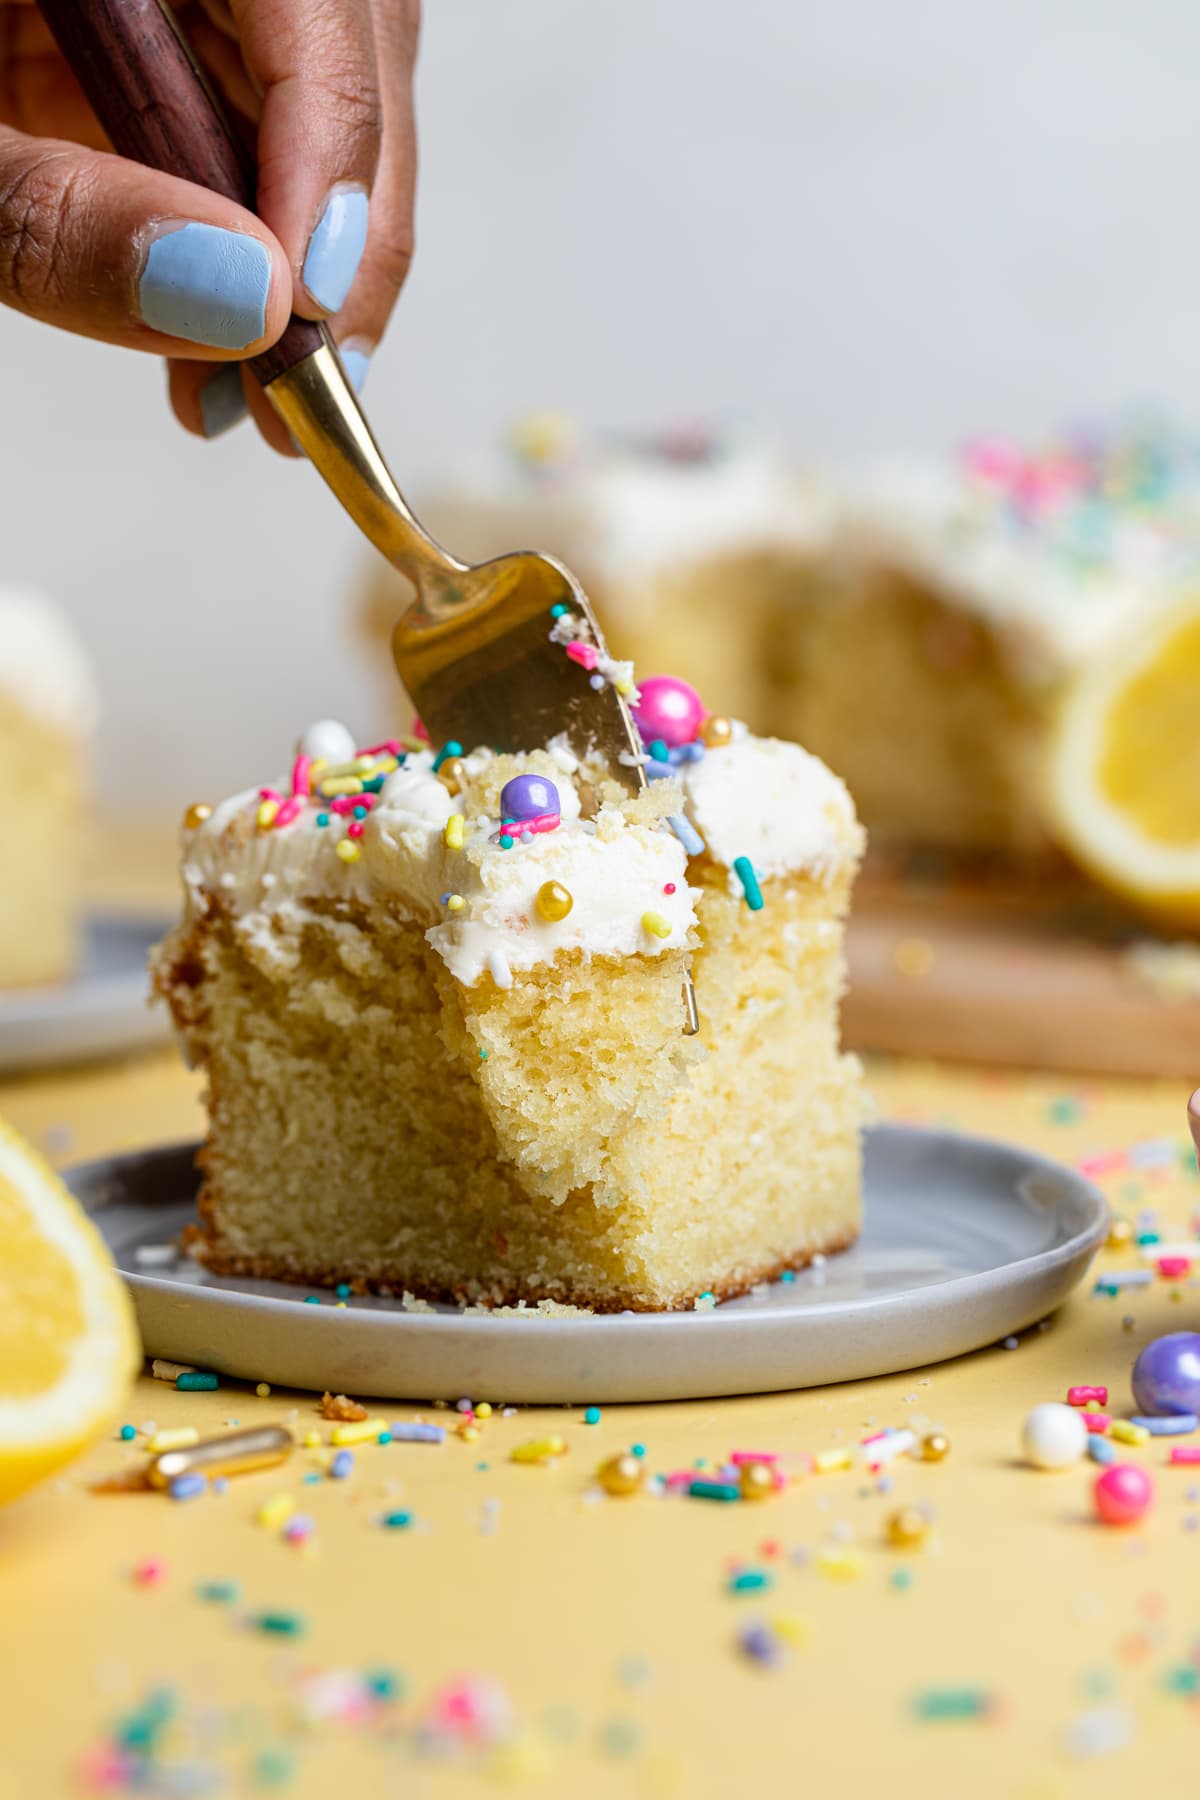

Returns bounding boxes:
[296,719,356,766]
[1021,1402,1088,1470]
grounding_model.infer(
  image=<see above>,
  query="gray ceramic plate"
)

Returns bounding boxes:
[0,914,171,1071]
[67,1126,1107,1403]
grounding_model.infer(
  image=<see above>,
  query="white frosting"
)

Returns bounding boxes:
[182,721,859,990]
[837,454,1200,680]
[420,437,833,597]
[678,726,858,881]
[0,588,98,733]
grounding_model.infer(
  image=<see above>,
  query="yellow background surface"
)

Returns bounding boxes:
[1,838,1197,1798]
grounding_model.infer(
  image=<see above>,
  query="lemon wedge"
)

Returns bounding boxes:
[0,1118,139,1505]
[1049,599,1200,927]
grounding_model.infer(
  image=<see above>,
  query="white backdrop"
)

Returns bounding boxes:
[2,0,1199,803]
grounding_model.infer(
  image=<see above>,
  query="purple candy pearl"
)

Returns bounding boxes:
[499,774,559,822]
[1131,1332,1200,1416]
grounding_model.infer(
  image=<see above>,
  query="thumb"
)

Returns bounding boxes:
[0,126,293,357]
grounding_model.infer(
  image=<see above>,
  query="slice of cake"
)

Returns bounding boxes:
[360,417,833,730]
[152,685,865,1311]
[0,588,97,987]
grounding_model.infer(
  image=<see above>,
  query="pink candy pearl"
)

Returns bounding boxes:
[1093,1463,1154,1526]
[631,676,705,748]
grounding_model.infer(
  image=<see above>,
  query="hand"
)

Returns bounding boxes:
[0,0,418,451]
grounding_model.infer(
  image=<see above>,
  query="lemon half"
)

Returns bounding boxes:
[0,1119,139,1505]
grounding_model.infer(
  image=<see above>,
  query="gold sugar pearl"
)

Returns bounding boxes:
[1106,1218,1134,1251]
[183,803,212,830]
[920,1431,950,1463]
[436,756,466,796]
[885,1506,930,1550]
[597,1453,643,1497]
[739,1461,776,1501]
[700,715,732,749]
[536,880,574,924]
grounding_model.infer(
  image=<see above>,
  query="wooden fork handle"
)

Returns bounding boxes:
[35,0,322,384]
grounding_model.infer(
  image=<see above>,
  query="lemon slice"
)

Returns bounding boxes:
[0,1118,139,1505]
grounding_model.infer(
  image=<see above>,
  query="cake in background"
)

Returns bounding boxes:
[153,664,865,1311]
[0,589,97,986]
[360,414,834,728]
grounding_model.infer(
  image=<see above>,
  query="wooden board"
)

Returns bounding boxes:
[842,856,1200,1077]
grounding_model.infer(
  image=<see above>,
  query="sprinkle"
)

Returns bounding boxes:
[381,1510,412,1530]
[347,821,365,839]
[866,1429,918,1466]
[641,912,672,939]
[134,1244,178,1267]
[550,603,571,618]
[912,1688,994,1722]
[1169,1447,1200,1465]
[446,893,465,913]
[1082,1413,1111,1433]
[390,1422,446,1444]
[445,814,465,850]
[498,835,514,850]
[1088,1434,1117,1465]
[646,739,670,763]
[251,1611,306,1637]
[511,1437,568,1464]
[732,856,764,911]
[290,753,313,797]
[255,1492,296,1530]
[329,1451,354,1479]
[132,1558,166,1587]
[119,1424,136,1442]
[1159,1257,1192,1279]
[331,1417,389,1447]
[727,1569,773,1593]
[195,1580,240,1604]
[282,1514,315,1545]
[688,1480,740,1502]
[1093,1270,1153,1293]
[486,948,513,990]
[432,741,463,773]
[256,1383,271,1398]
[1130,1414,1199,1436]
[147,1427,199,1454]
[814,1547,864,1581]
[1069,1385,1108,1406]
[272,795,305,829]
[336,841,361,864]
[667,813,705,856]
[584,1406,601,1425]
[738,1622,783,1666]
[731,1451,778,1466]
[168,1473,207,1501]
[322,776,364,799]
[316,812,330,827]
[814,1447,853,1474]
[566,641,598,671]
[175,1371,219,1392]
[1112,1420,1150,1446]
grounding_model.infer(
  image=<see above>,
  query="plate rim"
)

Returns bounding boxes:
[68,1123,1109,1334]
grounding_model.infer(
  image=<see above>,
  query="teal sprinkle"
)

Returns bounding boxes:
[476,1461,489,1471]
[727,1569,772,1593]
[366,1668,404,1702]
[890,1568,914,1593]
[302,1472,321,1485]
[631,1443,646,1458]
[176,1371,219,1391]
[316,812,330,827]
[253,1747,295,1788]
[647,738,670,763]
[1093,1280,1120,1297]
[119,1424,136,1441]
[195,1579,240,1605]
[303,1295,320,1304]
[733,856,764,911]
[378,1431,392,1446]
[1137,1230,1161,1246]
[432,740,463,773]
[335,1283,352,1299]
[352,805,367,820]
[498,834,514,850]
[382,1509,412,1530]
[912,1687,991,1721]
[550,603,571,618]
[779,1271,796,1285]
[253,1611,307,1637]
[361,775,384,793]
[479,1048,489,1061]
[1164,1666,1200,1696]
[689,1479,740,1502]
[584,1406,601,1425]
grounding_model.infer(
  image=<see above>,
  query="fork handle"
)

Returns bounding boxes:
[35,0,321,384]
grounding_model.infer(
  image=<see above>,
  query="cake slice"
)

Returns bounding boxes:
[0,589,97,987]
[153,689,865,1311]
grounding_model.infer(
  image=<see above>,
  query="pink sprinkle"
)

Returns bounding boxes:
[731,1451,778,1465]
[860,1430,890,1447]
[664,1470,698,1489]
[272,796,304,829]
[501,812,560,837]
[132,1557,165,1587]
[258,787,283,804]
[664,883,676,895]
[1082,1413,1110,1433]
[963,438,1020,485]
[566,641,599,671]
[290,754,313,798]
[1078,1152,1126,1179]
[347,822,364,839]
[1170,1447,1200,1465]
[411,717,430,743]
[330,794,376,816]
[1068,1385,1107,1407]
[1158,1257,1191,1279]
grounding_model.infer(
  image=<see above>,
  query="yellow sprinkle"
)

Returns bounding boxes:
[771,1614,809,1647]
[641,912,672,939]
[256,1383,271,1397]
[460,1425,480,1443]
[255,1491,295,1530]
[814,1447,852,1474]
[447,894,466,913]
[322,776,364,798]
[256,799,280,831]
[1112,1419,1150,1446]
[445,813,465,850]
[815,1547,864,1582]
[147,1426,199,1454]
[302,1430,321,1449]
[615,679,634,696]
[331,1417,389,1447]
[475,1402,493,1419]
[511,1436,568,1464]
[336,841,361,865]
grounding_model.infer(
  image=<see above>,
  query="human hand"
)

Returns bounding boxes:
[0,0,418,451]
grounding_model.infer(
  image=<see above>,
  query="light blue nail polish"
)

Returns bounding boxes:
[339,347,370,392]
[303,190,369,313]
[199,364,248,439]
[140,223,271,349]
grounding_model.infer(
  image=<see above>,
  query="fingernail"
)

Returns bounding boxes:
[199,365,249,439]
[140,222,272,350]
[338,345,371,392]
[303,188,369,313]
